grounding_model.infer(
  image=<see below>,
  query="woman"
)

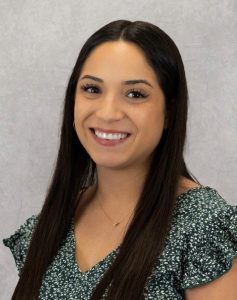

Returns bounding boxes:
[3,19,237,300]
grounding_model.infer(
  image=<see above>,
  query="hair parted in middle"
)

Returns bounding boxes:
[11,19,201,300]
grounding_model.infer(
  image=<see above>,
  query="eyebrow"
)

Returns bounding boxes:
[79,75,153,88]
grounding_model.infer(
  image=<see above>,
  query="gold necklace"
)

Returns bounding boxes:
[97,197,135,227]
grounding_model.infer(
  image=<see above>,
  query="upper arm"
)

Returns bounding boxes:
[185,258,237,300]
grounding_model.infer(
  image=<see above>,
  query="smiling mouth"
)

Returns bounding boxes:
[90,128,131,140]
[90,127,131,134]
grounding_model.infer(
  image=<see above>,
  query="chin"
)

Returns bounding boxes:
[91,156,132,170]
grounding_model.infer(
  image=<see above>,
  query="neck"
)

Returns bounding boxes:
[92,163,149,216]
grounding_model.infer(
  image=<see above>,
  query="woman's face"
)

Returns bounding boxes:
[74,41,167,170]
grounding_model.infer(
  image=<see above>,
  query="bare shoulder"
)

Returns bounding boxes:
[177,176,202,197]
[181,177,201,189]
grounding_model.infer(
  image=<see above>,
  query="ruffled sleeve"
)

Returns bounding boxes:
[180,188,237,289]
[2,214,39,276]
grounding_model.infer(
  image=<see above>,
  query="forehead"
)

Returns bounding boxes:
[79,41,158,83]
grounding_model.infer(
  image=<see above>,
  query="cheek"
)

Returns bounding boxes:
[74,101,90,124]
[138,106,165,130]
[137,108,165,144]
[73,107,89,147]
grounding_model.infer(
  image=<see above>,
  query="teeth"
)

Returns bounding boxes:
[94,130,128,140]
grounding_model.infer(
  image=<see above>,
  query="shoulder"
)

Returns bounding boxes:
[173,184,236,238]
[3,213,39,246]
[176,177,202,196]
[2,213,39,276]
[175,184,228,213]
[142,184,237,298]
[175,186,237,290]
[176,186,237,297]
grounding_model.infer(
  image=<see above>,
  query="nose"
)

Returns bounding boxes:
[95,95,124,121]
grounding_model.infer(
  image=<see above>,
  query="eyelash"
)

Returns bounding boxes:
[79,83,148,100]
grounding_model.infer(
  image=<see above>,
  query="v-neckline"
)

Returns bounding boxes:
[69,185,210,275]
[70,218,121,275]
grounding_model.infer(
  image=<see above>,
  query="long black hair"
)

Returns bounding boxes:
[12,19,201,299]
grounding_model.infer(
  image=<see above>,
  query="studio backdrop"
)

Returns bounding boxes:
[0,1,236,299]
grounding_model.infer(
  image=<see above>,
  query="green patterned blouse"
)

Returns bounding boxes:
[3,186,237,299]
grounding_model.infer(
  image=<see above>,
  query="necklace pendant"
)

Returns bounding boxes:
[114,222,120,227]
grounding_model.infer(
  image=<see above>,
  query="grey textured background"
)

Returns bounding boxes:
[0,0,236,298]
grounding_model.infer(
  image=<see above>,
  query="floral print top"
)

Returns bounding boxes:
[3,186,237,299]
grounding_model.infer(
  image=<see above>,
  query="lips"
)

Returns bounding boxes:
[90,127,131,135]
[89,127,131,146]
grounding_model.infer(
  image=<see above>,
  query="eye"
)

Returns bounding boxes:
[80,83,101,94]
[127,88,148,100]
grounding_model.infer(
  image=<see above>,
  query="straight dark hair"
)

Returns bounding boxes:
[12,19,201,299]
